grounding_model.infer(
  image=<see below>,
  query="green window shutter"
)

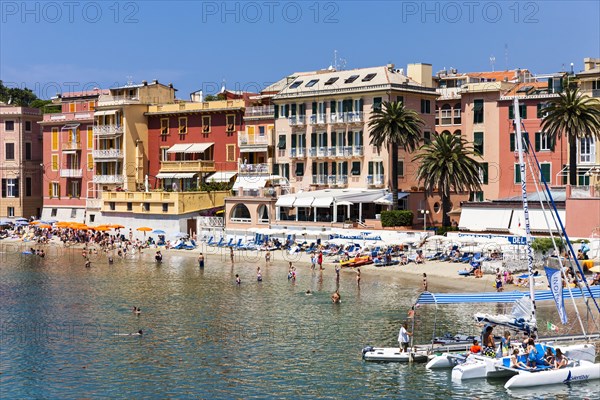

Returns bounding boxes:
[330,101,336,113]
[368,162,373,175]
[509,106,514,120]
[481,163,489,184]
[540,163,551,183]
[274,105,279,119]
[521,105,527,119]
[351,161,361,175]
[537,103,543,118]
[312,102,317,114]
[397,160,404,176]
[291,135,297,148]
[323,163,328,176]
[535,132,541,152]
[550,134,556,151]
[312,162,317,175]
[311,133,317,148]
[358,99,364,111]
[331,132,336,147]
[278,135,287,149]
[331,163,337,175]
[396,96,404,104]
[522,132,530,152]
[273,164,279,175]
[380,161,384,174]
[300,104,306,115]
[301,134,306,148]
[515,164,522,183]
[295,163,304,176]
[474,132,484,155]
[342,162,348,175]
[348,131,353,146]
[291,104,297,116]
[373,97,382,111]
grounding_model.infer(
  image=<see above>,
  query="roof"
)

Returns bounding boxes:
[501,81,554,97]
[110,81,175,90]
[496,188,567,203]
[466,70,522,82]
[59,89,110,99]
[275,188,388,208]
[274,66,436,99]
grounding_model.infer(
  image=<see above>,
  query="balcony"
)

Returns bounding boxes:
[367,175,385,188]
[93,174,125,184]
[93,124,123,136]
[353,145,364,157]
[327,147,337,157]
[160,160,216,173]
[289,115,306,126]
[97,95,140,106]
[101,190,229,215]
[93,149,123,158]
[289,148,306,158]
[592,89,600,98]
[238,132,269,147]
[329,113,345,124]
[42,112,93,122]
[317,147,327,157]
[238,163,269,175]
[86,198,102,209]
[62,141,81,151]
[243,105,274,119]
[312,175,327,185]
[345,112,363,123]
[309,114,326,125]
[328,175,348,187]
[60,169,83,178]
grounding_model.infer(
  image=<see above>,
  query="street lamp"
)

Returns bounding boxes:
[420,209,430,231]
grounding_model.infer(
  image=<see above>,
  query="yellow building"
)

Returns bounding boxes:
[576,58,600,188]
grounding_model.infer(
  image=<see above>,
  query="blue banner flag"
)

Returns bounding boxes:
[544,267,567,324]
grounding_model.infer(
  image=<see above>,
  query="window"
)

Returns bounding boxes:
[160,147,168,161]
[87,127,93,148]
[540,163,551,183]
[70,208,77,218]
[127,202,133,211]
[440,104,452,124]
[202,116,211,133]
[226,115,235,132]
[226,144,236,162]
[535,132,554,151]
[69,180,80,198]
[277,135,287,149]
[351,161,361,175]
[469,191,484,202]
[25,142,32,160]
[51,154,59,171]
[453,103,461,124]
[5,120,15,131]
[306,79,319,87]
[289,80,303,89]
[50,208,57,217]
[160,118,169,135]
[373,97,382,111]
[26,177,32,196]
[295,162,304,176]
[69,103,76,112]
[2,178,19,197]
[479,162,489,184]
[578,175,590,186]
[514,164,522,184]
[109,202,116,211]
[421,99,431,114]
[362,73,377,82]
[397,160,404,177]
[537,103,548,118]
[423,131,431,144]
[162,203,169,212]
[25,121,32,132]
[51,128,59,150]
[579,137,594,163]
[325,77,339,85]
[509,104,527,119]
[5,143,15,160]
[474,132,484,155]
[473,99,484,123]
[396,96,404,104]
[345,75,359,84]
[7,207,15,217]
[88,101,95,111]
[178,117,188,134]
[510,132,530,152]
[87,153,94,170]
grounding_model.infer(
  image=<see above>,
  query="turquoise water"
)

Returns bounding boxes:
[0,245,598,399]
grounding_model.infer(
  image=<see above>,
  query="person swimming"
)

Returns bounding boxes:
[305,289,312,295]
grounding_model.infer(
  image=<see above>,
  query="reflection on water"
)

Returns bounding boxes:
[0,248,597,399]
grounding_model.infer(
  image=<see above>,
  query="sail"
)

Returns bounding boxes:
[545,267,568,324]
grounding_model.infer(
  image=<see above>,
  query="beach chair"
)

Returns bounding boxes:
[472,252,484,263]
[211,237,223,247]
[459,252,472,263]
[229,238,242,248]
[219,238,233,248]
[205,236,215,246]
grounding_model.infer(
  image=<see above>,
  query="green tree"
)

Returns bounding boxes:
[368,101,424,209]
[413,132,482,227]
[0,80,39,107]
[541,87,600,185]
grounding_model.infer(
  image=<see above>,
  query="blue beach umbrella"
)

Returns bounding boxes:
[153,230,166,234]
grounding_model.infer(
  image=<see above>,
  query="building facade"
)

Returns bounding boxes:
[0,105,43,219]
[576,57,600,188]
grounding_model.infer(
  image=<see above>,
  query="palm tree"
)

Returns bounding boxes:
[541,87,600,186]
[413,132,482,227]
[368,101,424,209]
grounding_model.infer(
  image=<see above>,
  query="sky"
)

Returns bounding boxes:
[1,0,599,99]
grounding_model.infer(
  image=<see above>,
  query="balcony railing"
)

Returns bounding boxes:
[312,175,327,185]
[238,132,269,146]
[93,174,124,184]
[86,198,102,209]
[244,105,274,118]
[288,115,306,126]
[327,147,337,157]
[160,160,216,172]
[43,112,93,122]
[97,95,140,106]
[93,149,123,158]
[60,169,83,178]
[329,113,344,124]
[592,89,600,98]
[289,148,306,158]
[317,147,327,157]
[366,175,385,187]
[328,175,348,187]
[62,141,81,150]
[308,148,317,157]
[345,111,363,123]
[353,145,364,156]
[93,125,123,136]
[309,114,326,125]
[239,163,269,174]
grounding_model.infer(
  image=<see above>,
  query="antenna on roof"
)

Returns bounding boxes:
[331,50,346,71]
[126,75,133,86]
[489,55,496,72]
[504,44,509,71]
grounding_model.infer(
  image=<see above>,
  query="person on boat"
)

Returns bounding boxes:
[544,347,555,366]
[500,331,512,356]
[553,348,568,369]
[331,290,341,304]
[398,322,411,353]
[526,338,538,368]
[469,339,482,355]
[422,273,428,291]
[198,253,204,268]
[482,326,496,357]
[510,349,530,370]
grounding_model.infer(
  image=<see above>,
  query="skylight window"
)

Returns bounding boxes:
[289,80,303,89]
[325,77,339,85]
[306,79,319,88]
[345,75,359,84]
[517,85,534,93]
[362,73,377,82]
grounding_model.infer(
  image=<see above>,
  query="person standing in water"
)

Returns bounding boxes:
[198,253,205,268]
[335,264,341,282]
[422,273,428,291]
[235,274,241,285]
[355,268,361,286]
[331,290,341,304]
[257,267,263,282]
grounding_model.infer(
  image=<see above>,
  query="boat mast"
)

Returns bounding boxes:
[513,97,537,335]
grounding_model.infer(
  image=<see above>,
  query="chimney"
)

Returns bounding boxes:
[406,63,433,87]
[153,79,158,84]
[387,63,395,71]
[583,57,600,71]
[142,80,148,86]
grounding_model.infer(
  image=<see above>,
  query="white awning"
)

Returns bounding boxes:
[275,194,296,208]
[233,176,270,190]
[95,158,119,162]
[166,144,192,153]
[175,173,197,178]
[185,142,213,153]
[62,150,77,154]
[293,197,314,207]
[240,146,268,153]
[206,171,237,182]
[62,123,80,130]
[312,197,333,208]
[94,110,117,116]
[156,173,178,179]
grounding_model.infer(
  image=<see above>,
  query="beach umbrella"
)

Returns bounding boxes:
[29,221,41,225]
[137,227,152,232]
[93,226,110,231]
[590,265,600,273]
[153,229,166,234]
[37,224,52,229]
[0,219,11,225]
[14,221,29,226]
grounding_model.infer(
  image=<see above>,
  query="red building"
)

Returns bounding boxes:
[146,98,246,191]
[39,89,108,221]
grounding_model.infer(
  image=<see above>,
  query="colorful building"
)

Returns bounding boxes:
[0,104,43,219]
[575,57,600,188]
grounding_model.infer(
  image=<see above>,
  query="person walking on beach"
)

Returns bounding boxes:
[311,253,317,270]
[398,322,411,353]
[265,250,271,263]
[235,274,241,285]
[318,251,323,270]
[198,253,205,268]
[422,273,428,291]
[355,268,361,286]
[257,267,262,282]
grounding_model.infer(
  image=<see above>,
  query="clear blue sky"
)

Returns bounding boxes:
[1,1,598,99]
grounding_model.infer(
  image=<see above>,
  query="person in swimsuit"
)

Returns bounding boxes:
[235,274,241,285]
[482,326,496,357]
[526,338,538,368]
[553,348,568,369]
[198,253,204,268]
[331,290,341,304]
[257,267,262,282]
[510,349,530,369]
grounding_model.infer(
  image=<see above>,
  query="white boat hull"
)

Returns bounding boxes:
[362,346,429,363]
[504,360,600,389]
[426,353,465,369]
